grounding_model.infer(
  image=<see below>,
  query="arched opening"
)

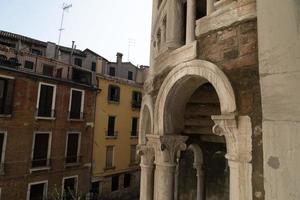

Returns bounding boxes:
[175,82,229,200]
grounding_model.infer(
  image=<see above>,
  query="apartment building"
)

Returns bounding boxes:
[92,53,148,200]
[0,31,99,200]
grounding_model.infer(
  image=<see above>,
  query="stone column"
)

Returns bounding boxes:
[147,134,188,200]
[194,165,204,200]
[207,0,215,15]
[186,0,196,44]
[166,0,184,49]
[211,114,253,200]
[137,145,155,200]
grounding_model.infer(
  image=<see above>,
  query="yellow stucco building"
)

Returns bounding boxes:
[91,53,147,200]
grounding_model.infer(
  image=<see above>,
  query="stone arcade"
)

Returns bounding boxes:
[138,0,262,200]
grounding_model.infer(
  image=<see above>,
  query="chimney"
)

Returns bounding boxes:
[116,52,123,64]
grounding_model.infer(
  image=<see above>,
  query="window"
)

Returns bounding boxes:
[56,68,62,78]
[42,64,54,77]
[108,85,120,102]
[130,145,137,164]
[27,181,48,200]
[106,146,114,168]
[69,89,84,120]
[36,83,56,118]
[124,173,131,188]
[111,175,119,192]
[131,91,142,109]
[0,76,15,115]
[91,181,100,195]
[107,116,116,137]
[31,49,42,56]
[109,67,115,76]
[131,118,138,137]
[0,132,7,175]
[91,62,96,72]
[62,176,78,200]
[31,132,51,169]
[74,58,82,67]
[128,71,133,80]
[24,60,34,70]
[65,133,80,165]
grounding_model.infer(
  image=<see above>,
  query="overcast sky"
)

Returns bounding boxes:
[0,0,152,65]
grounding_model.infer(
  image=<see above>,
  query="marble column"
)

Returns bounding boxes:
[138,145,155,200]
[194,165,204,200]
[207,0,216,15]
[147,134,188,200]
[186,0,196,44]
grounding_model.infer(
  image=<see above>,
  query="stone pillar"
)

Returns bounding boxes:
[138,145,155,200]
[166,0,184,49]
[194,165,204,200]
[211,114,253,200]
[186,0,196,44]
[207,0,215,15]
[147,134,188,200]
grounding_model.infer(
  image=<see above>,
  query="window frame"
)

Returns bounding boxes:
[105,145,115,169]
[24,60,34,70]
[68,88,85,120]
[131,117,139,137]
[106,116,117,138]
[131,91,142,109]
[108,85,120,103]
[74,58,82,67]
[130,144,137,165]
[111,175,119,192]
[128,71,133,80]
[36,82,57,119]
[62,175,79,200]
[109,67,116,76]
[26,180,48,200]
[64,132,81,166]
[0,74,15,116]
[0,131,7,175]
[30,132,52,172]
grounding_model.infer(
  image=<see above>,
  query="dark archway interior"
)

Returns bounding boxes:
[178,83,229,200]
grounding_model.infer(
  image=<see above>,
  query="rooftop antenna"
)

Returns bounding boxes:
[56,3,72,58]
[127,38,136,62]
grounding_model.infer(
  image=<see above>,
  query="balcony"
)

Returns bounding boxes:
[0,45,96,87]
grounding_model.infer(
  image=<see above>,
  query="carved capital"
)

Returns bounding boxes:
[146,134,188,165]
[137,144,155,166]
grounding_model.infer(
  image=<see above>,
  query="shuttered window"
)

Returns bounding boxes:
[131,91,142,109]
[69,89,84,119]
[106,146,114,168]
[37,83,55,118]
[0,77,15,115]
[131,118,138,136]
[32,133,50,168]
[65,133,80,164]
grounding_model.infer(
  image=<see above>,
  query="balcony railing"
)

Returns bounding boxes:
[131,100,141,109]
[0,45,96,87]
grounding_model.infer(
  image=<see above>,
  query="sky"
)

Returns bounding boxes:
[0,0,153,65]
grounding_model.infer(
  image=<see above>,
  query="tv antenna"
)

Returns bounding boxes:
[127,38,136,62]
[56,3,72,57]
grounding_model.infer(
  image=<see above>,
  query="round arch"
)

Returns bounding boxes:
[153,59,236,135]
[139,94,154,144]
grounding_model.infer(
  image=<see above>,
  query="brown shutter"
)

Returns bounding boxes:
[66,133,79,163]
[3,79,15,114]
[70,90,82,119]
[32,134,49,167]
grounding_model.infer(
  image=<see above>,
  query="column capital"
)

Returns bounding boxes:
[146,134,188,165]
[137,144,155,166]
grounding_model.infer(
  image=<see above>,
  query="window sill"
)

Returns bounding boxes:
[130,136,138,139]
[104,166,116,171]
[0,114,12,118]
[107,100,120,105]
[30,166,51,173]
[105,136,118,139]
[64,162,81,168]
[35,116,56,120]
[68,118,84,122]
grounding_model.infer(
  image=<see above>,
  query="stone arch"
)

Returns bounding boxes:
[139,94,154,144]
[154,59,236,135]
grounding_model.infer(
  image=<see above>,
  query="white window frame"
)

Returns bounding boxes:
[26,180,48,200]
[30,132,52,172]
[64,132,81,166]
[36,82,57,119]
[0,74,15,80]
[62,175,78,199]
[105,145,115,168]
[68,88,85,120]
[0,131,7,175]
